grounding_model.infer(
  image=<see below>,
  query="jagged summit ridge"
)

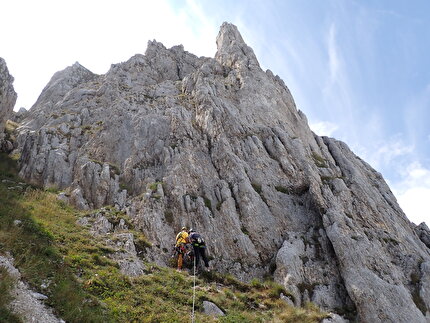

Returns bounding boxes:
[11,23,430,322]
[217,22,247,46]
[19,61,97,132]
[215,22,260,69]
[31,61,96,109]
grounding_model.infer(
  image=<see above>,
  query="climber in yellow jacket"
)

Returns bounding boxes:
[175,226,189,271]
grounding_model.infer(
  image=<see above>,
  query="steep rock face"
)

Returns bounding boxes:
[14,23,430,321]
[23,62,97,129]
[0,57,17,146]
[416,222,430,249]
[11,107,29,123]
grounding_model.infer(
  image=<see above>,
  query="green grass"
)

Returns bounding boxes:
[0,267,22,322]
[0,153,111,322]
[311,152,327,168]
[320,176,334,183]
[148,181,163,192]
[251,183,262,194]
[241,226,250,236]
[107,163,120,176]
[119,181,131,192]
[0,152,20,180]
[0,152,328,322]
[320,175,345,183]
[216,201,223,211]
[275,185,290,194]
[204,197,212,210]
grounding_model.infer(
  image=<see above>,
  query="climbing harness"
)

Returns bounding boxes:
[191,256,197,323]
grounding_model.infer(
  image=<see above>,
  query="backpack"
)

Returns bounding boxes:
[190,233,205,246]
[175,231,188,246]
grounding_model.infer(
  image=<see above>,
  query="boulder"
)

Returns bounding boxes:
[202,301,224,316]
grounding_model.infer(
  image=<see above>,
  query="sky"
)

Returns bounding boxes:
[1,0,429,225]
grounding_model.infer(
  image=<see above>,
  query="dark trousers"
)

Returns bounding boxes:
[193,245,209,268]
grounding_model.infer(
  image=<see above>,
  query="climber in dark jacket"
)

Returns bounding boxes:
[188,229,209,271]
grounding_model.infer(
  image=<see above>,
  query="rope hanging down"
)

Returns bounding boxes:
[191,256,197,323]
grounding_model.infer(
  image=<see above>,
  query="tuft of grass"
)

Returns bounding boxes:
[273,302,329,323]
[251,183,262,194]
[267,282,288,299]
[148,181,163,192]
[275,185,289,194]
[412,290,427,315]
[107,163,120,176]
[410,272,420,285]
[311,152,327,168]
[164,210,174,224]
[320,175,345,183]
[133,234,152,252]
[381,237,399,245]
[250,278,264,289]
[44,186,60,194]
[119,181,131,192]
[320,176,333,183]
[204,197,212,210]
[200,271,250,292]
[241,226,250,236]
[100,206,131,227]
[251,182,269,205]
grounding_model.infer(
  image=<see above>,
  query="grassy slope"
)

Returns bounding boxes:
[0,152,327,322]
[0,267,21,322]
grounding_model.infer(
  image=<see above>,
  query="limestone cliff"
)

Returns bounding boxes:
[14,23,430,321]
[0,57,17,150]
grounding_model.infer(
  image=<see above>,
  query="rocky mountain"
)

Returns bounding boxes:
[6,23,430,321]
[0,57,17,151]
[10,107,29,124]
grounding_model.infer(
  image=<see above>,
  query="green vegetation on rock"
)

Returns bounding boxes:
[0,153,327,322]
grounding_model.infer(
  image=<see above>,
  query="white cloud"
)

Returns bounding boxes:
[321,21,359,146]
[310,121,339,137]
[355,134,414,172]
[392,162,430,225]
[327,23,340,84]
[373,139,414,166]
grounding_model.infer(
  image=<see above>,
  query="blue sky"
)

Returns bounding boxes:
[1,0,429,225]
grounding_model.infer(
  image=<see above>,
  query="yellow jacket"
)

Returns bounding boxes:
[176,231,188,246]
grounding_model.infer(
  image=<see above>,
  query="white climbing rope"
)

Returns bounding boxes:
[191,255,197,323]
